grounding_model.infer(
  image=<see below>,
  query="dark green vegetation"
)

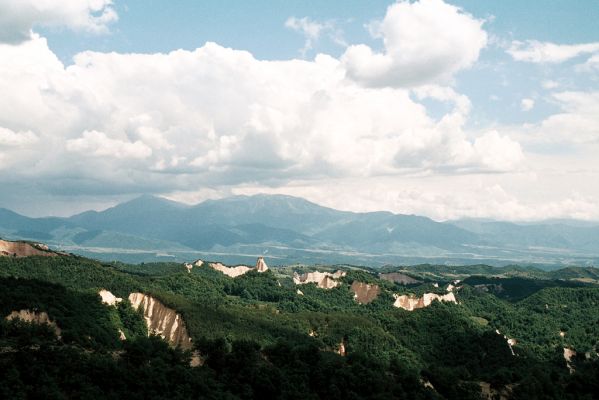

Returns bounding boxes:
[1,254,599,399]
[2,194,599,266]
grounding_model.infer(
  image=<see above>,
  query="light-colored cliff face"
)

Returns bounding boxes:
[99,289,122,306]
[6,310,62,337]
[255,257,268,272]
[564,348,576,373]
[393,292,457,311]
[495,330,517,356]
[0,239,58,257]
[128,293,193,350]
[293,270,346,289]
[210,262,252,278]
[336,339,347,356]
[350,281,380,304]
[208,258,269,278]
[184,263,193,273]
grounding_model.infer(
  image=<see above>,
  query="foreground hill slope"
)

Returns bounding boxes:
[1,246,598,398]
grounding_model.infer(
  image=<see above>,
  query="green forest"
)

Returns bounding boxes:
[1,255,598,399]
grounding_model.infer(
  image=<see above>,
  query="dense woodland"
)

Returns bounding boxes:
[1,255,599,399]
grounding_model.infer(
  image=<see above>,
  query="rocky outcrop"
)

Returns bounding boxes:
[255,257,268,272]
[0,239,58,257]
[99,289,122,306]
[564,347,576,373]
[350,281,380,304]
[184,263,193,273]
[128,293,193,350]
[379,272,421,285]
[495,330,517,356]
[5,309,62,337]
[206,257,269,278]
[209,262,252,278]
[293,270,346,289]
[393,292,457,311]
[336,339,347,356]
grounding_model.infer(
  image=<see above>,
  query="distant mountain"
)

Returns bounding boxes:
[451,219,599,254]
[1,194,599,266]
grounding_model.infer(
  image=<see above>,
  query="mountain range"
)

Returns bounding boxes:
[1,194,599,267]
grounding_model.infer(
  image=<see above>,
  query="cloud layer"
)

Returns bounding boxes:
[342,0,487,87]
[0,0,117,44]
[0,0,597,222]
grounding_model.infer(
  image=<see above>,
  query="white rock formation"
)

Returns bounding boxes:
[184,263,193,273]
[293,270,346,289]
[5,309,62,337]
[128,293,193,350]
[194,259,204,267]
[0,239,57,257]
[255,257,269,272]
[99,289,123,306]
[209,262,253,278]
[336,339,347,356]
[118,329,127,341]
[297,289,304,296]
[564,348,576,373]
[495,330,517,356]
[393,292,457,311]
[207,258,269,278]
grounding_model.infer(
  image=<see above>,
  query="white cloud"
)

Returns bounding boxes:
[285,16,346,56]
[576,54,599,72]
[0,127,38,147]
[536,91,599,144]
[521,98,535,111]
[0,35,522,194]
[342,0,487,87]
[541,80,559,90]
[66,130,152,159]
[230,177,599,222]
[507,40,599,63]
[0,0,117,44]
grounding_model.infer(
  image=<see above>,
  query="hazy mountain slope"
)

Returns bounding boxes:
[2,194,599,264]
[452,219,599,254]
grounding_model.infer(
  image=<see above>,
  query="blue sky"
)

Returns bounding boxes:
[0,0,598,220]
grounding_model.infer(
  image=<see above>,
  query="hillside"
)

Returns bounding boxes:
[2,194,599,266]
[1,244,599,398]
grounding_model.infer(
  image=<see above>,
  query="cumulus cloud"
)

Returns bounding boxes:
[521,98,535,111]
[0,34,523,200]
[342,0,487,87]
[536,91,599,144]
[507,40,599,63]
[0,127,38,147]
[0,0,117,44]
[66,130,152,159]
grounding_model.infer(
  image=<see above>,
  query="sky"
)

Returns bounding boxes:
[0,0,598,221]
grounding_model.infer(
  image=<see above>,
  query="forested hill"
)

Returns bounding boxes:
[1,247,599,399]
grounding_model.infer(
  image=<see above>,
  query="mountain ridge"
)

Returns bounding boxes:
[1,194,599,266]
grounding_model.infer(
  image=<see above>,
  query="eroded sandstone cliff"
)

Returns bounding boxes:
[128,293,193,350]
[350,281,380,304]
[293,270,346,289]
[205,257,269,278]
[5,309,62,337]
[393,292,457,311]
[0,239,58,257]
[99,289,122,306]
